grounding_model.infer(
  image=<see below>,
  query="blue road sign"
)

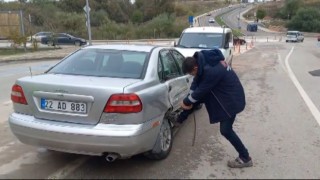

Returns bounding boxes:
[189,16,193,24]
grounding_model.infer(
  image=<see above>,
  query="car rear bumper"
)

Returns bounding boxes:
[8,113,161,157]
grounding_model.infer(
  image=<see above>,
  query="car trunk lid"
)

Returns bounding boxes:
[16,74,140,125]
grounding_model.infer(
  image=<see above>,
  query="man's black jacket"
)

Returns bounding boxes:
[183,49,246,123]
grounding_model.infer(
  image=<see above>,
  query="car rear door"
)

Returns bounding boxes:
[159,49,189,111]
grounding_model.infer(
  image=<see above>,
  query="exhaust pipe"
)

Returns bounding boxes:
[105,153,119,162]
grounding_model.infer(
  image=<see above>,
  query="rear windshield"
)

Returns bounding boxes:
[47,49,148,79]
[287,32,298,36]
[177,33,223,49]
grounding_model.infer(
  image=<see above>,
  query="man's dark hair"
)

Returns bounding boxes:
[182,57,198,74]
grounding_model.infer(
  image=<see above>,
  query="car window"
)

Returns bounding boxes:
[225,32,232,44]
[58,34,69,38]
[159,49,180,80]
[178,33,223,48]
[287,32,297,36]
[170,50,185,74]
[158,57,164,81]
[48,49,148,79]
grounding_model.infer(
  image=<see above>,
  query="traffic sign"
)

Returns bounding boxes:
[83,6,91,13]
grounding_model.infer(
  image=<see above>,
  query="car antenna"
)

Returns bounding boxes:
[29,66,33,78]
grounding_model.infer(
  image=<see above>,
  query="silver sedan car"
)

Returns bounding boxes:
[9,44,192,161]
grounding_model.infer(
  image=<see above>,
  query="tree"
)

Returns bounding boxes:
[90,10,109,26]
[256,8,266,21]
[57,0,86,13]
[131,10,143,24]
[277,0,302,19]
[287,7,320,32]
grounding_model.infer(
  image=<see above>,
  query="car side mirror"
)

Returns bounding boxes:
[224,42,229,49]
[173,41,177,47]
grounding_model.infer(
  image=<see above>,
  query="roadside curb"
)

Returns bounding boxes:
[0,56,64,64]
[0,47,79,63]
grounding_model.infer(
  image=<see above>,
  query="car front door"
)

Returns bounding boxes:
[159,49,189,111]
[170,49,193,89]
[57,34,72,45]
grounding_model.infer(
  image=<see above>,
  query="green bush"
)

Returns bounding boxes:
[8,30,27,49]
[287,7,320,32]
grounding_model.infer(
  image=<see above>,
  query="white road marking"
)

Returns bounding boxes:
[285,47,320,126]
[0,152,40,175]
[277,53,287,73]
[47,156,89,179]
[0,142,16,154]
[3,100,12,106]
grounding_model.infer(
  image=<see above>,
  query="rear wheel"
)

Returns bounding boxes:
[75,41,81,46]
[47,41,54,46]
[144,119,172,160]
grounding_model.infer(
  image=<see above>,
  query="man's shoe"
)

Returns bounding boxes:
[227,157,253,168]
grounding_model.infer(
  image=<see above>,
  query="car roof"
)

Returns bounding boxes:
[83,44,161,52]
[183,26,231,33]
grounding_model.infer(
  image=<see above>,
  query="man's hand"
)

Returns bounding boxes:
[181,101,193,110]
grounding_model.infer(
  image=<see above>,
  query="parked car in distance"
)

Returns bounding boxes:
[286,31,304,43]
[206,12,211,16]
[9,44,193,161]
[41,33,87,46]
[27,32,52,42]
[317,35,320,41]
[247,23,258,32]
[233,36,246,45]
[208,18,215,23]
[0,36,8,40]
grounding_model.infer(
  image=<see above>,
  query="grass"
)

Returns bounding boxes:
[215,12,244,37]
[0,47,60,56]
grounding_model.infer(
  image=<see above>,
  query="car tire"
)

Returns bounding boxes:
[47,41,54,46]
[144,119,172,160]
[75,41,81,46]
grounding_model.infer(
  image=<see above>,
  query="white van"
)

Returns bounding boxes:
[286,31,304,43]
[174,26,234,67]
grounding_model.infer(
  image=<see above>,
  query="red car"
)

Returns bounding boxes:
[233,36,246,45]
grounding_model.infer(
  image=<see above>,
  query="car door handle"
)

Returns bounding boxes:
[168,85,172,92]
[186,78,189,83]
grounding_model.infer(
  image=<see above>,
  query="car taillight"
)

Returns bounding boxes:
[104,93,142,113]
[11,84,28,105]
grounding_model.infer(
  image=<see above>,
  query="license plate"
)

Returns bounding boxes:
[41,98,87,114]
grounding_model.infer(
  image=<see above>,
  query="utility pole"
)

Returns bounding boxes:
[85,0,92,45]
[19,10,26,51]
[238,1,241,30]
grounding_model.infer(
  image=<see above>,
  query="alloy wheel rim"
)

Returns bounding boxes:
[160,122,171,151]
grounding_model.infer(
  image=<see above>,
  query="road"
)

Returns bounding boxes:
[0,37,320,178]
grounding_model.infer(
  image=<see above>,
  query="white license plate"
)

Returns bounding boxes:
[41,98,87,114]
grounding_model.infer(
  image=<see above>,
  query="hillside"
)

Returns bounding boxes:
[244,0,320,32]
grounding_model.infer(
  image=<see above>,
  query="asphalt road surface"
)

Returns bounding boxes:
[0,37,319,179]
